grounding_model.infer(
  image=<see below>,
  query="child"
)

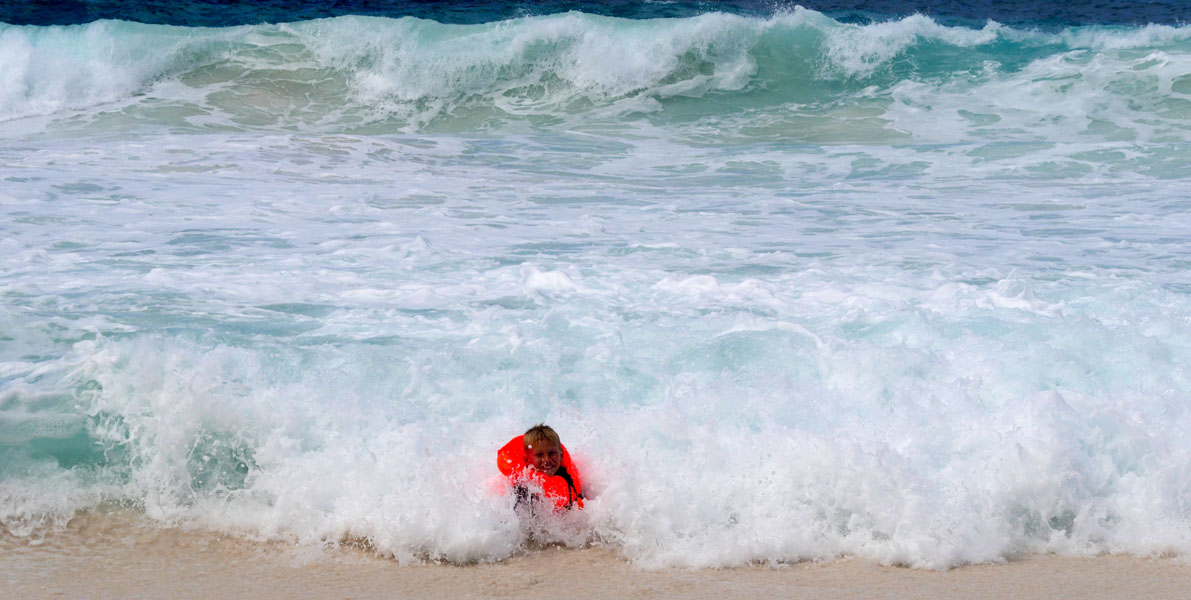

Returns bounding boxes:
[497,424,584,512]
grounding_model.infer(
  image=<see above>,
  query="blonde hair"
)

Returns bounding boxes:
[523,423,560,449]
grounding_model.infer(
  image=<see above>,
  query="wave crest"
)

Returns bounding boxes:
[3,12,1191,138]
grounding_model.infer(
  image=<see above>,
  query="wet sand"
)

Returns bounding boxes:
[4,513,1190,599]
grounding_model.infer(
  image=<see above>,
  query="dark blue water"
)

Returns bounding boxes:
[2,0,1189,27]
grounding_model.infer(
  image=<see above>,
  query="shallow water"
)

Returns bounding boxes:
[2,2,1191,568]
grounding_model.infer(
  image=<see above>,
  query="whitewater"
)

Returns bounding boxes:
[2,8,1190,569]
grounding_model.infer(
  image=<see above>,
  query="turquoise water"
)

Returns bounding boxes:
[2,8,1190,567]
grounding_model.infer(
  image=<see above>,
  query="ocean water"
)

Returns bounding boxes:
[2,1,1191,569]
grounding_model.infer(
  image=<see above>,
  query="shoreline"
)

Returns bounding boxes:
[4,513,1190,599]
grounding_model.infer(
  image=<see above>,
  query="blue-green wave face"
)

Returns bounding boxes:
[2,12,1189,142]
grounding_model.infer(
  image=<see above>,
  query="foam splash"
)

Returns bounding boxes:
[3,261,1189,567]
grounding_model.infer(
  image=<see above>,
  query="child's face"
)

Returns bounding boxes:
[526,441,562,476]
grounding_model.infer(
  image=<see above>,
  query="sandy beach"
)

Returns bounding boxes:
[4,513,1189,600]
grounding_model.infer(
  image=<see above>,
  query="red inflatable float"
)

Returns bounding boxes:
[497,434,584,511]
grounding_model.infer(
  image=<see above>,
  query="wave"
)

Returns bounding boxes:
[2,11,1191,140]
